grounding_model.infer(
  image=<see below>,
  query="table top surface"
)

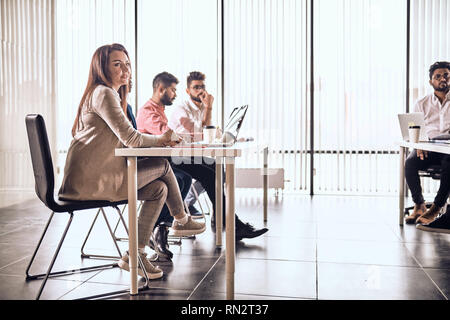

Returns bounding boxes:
[115,141,266,157]
[397,140,450,154]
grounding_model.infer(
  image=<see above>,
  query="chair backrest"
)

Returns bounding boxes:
[25,114,56,208]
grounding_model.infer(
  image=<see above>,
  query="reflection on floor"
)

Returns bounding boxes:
[0,190,449,300]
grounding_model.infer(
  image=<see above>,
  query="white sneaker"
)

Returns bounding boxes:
[118,251,163,279]
[172,216,206,237]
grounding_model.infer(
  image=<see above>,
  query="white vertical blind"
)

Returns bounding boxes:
[313,0,406,195]
[55,0,135,185]
[136,0,219,124]
[410,0,450,105]
[0,0,56,190]
[224,0,310,192]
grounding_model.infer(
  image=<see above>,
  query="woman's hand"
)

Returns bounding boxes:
[159,129,182,147]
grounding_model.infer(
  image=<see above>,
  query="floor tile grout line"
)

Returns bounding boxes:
[0,255,31,272]
[401,242,448,300]
[57,269,105,300]
[0,225,27,237]
[387,220,449,300]
[187,254,224,300]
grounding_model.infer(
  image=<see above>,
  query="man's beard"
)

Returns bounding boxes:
[190,94,201,103]
[433,82,449,92]
[161,92,174,106]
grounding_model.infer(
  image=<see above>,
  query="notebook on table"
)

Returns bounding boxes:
[429,133,450,144]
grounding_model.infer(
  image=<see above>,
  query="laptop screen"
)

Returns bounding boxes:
[224,105,248,139]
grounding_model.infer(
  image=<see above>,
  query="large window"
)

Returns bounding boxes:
[136,0,219,123]
[313,0,406,195]
[55,0,135,185]
[0,0,56,190]
[410,0,450,103]
[224,0,310,192]
[17,0,446,196]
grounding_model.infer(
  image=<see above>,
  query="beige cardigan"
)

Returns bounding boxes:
[58,85,160,202]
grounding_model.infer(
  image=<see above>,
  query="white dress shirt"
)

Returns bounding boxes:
[168,98,205,141]
[414,91,450,139]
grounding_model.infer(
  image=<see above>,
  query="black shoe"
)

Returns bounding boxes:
[149,224,173,260]
[235,216,268,241]
[416,212,450,234]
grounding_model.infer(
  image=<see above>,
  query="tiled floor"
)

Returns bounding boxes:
[0,190,449,300]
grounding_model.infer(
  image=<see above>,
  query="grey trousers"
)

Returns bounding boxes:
[136,157,185,246]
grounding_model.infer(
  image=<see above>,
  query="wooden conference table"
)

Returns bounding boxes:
[398,140,450,226]
[115,142,268,299]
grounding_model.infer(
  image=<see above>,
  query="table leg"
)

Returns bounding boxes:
[225,157,235,300]
[399,147,405,226]
[215,157,223,247]
[127,157,138,295]
[263,146,268,222]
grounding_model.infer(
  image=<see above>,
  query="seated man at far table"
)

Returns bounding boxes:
[405,61,450,232]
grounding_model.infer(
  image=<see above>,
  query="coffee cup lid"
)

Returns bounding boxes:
[408,125,420,129]
[203,125,216,129]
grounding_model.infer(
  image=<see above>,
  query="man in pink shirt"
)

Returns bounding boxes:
[137,74,178,135]
[405,61,450,232]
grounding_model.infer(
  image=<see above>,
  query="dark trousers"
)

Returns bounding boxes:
[405,150,450,207]
[171,157,226,220]
[155,166,192,226]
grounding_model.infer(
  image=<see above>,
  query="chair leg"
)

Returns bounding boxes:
[75,250,150,300]
[192,185,209,217]
[73,205,152,300]
[26,211,119,299]
[25,211,56,280]
[112,204,129,242]
[34,212,73,300]
[112,202,143,242]
[80,208,103,255]
[80,207,123,260]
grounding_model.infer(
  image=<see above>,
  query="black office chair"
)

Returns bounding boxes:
[404,165,442,215]
[24,114,149,299]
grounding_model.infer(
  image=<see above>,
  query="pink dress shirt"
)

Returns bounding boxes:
[137,99,169,135]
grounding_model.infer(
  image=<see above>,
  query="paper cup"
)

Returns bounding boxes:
[203,126,216,143]
[408,126,420,143]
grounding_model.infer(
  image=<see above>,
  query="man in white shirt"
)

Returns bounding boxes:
[169,71,268,240]
[168,71,215,214]
[405,61,450,230]
[168,71,215,142]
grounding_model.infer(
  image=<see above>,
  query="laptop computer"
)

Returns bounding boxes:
[397,112,428,142]
[178,105,249,147]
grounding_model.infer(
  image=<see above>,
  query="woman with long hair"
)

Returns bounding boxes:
[58,43,205,279]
